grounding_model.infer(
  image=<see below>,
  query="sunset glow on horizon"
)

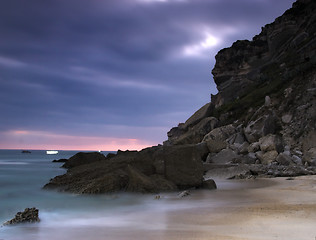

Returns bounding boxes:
[0,130,155,151]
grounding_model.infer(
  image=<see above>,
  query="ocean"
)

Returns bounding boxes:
[0,149,268,240]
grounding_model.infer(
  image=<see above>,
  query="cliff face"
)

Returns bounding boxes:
[165,0,316,167]
[212,0,316,107]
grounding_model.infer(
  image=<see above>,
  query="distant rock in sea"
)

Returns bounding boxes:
[21,150,31,153]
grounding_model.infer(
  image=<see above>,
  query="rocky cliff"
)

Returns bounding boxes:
[45,0,316,193]
[166,0,316,164]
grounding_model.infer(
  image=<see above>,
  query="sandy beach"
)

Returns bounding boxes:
[56,176,315,240]
[156,176,316,240]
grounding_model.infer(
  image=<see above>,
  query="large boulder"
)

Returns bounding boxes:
[258,134,283,153]
[207,149,240,164]
[44,144,206,193]
[205,139,227,153]
[153,144,205,189]
[256,150,278,165]
[202,124,236,142]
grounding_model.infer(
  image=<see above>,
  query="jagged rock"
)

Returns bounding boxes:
[4,208,40,225]
[211,0,316,107]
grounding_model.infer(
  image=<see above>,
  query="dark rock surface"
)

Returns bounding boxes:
[44,145,206,194]
[52,158,68,163]
[62,152,107,168]
[3,208,40,226]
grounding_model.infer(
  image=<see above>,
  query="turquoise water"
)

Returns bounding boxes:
[0,150,267,240]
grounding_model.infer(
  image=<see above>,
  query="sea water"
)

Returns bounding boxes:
[0,150,269,240]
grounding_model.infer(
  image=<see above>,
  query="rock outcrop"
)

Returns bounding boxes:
[165,0,316,173]
[44,144,206,194]
[44,0,316,194]
[3,208,40,226]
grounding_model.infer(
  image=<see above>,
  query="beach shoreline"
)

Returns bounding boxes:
[153,175,316,240]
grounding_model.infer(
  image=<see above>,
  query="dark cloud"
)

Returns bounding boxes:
[0,0,296,149]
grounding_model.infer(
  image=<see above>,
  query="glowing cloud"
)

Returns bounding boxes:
[183,32,219,57]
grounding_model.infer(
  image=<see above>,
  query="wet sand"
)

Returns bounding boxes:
[66,176,315,240]
[158,176,316,240]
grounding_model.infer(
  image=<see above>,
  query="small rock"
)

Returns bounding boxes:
[248,142,260,153]
[154,195,161,200]
[201,179,217,190]
[276,153,293,166]
[265,95,271,106]
[284,87,292,98]
[238,142,250,154]
[281,114,292,124]
[286,177,295,180]
[292,155,303,165]
[178,190,190,198]
[259,151,279,165]
[4,208,40,226]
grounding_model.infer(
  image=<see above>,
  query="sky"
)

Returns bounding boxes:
[0,0,296,151]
